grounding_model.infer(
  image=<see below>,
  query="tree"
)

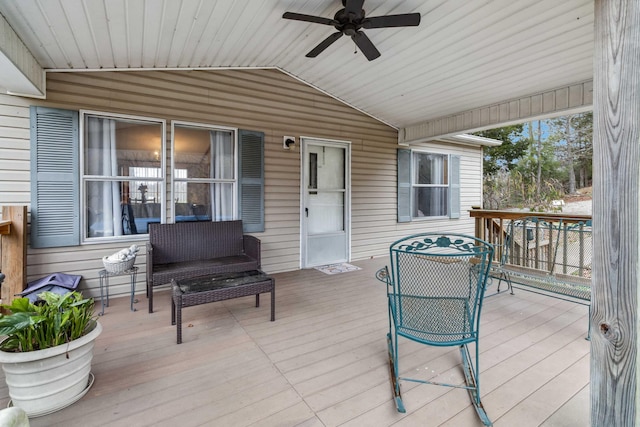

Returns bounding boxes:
[475,125,527,175]
[549,112,593,193]
[515,125,563,183]
[478,115,592,211]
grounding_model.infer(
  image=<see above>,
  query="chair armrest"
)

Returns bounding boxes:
[243,235,261,268]
[376,266,391,285]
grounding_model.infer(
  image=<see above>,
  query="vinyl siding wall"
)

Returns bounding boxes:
[0,69,482,299]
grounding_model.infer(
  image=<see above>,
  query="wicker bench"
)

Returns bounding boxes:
[146,220,261,313]
[171,270,275,344]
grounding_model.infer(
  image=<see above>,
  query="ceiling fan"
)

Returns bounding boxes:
[282,0,421,61]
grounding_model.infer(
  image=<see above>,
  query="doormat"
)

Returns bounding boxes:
[314,263,362,275]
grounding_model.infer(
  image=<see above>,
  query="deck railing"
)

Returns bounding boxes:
[469,209,593,278]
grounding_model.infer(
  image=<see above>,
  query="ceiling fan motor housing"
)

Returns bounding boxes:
[334,8,364,35]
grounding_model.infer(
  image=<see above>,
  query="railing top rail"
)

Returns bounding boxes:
[469,209,591,223]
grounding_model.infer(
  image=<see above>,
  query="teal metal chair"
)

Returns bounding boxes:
[376,233,494,426]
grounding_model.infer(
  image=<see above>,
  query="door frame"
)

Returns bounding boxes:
[299,136,352,268]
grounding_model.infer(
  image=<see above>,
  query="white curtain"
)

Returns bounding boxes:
[87,117,122,237]
[210,131,233,221]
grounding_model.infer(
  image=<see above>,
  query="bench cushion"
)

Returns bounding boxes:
[151,255,259,286]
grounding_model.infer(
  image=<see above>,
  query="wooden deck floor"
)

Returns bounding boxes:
[5,257,590,426]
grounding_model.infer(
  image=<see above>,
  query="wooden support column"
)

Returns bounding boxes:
[591,1,640,425]
[1,206,27,306]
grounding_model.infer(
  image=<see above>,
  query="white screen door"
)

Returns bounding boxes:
[301,138,350,267]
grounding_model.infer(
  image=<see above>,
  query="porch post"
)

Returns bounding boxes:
[591,1,640,425]
[0,206,27,306]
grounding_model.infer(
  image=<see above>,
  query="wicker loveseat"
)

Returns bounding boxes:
[146,220,261,312]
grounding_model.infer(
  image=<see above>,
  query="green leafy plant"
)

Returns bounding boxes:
[0,291,95,352]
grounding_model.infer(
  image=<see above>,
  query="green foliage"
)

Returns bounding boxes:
[0,292,95,352]
[475,125,527,175]
[514,136,563,182]
[548,112,593,192]
[480,115,592,211]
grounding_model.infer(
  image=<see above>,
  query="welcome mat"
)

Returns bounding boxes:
[314,262,362,275]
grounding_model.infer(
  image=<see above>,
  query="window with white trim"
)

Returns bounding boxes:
[81,112,165,241]
[397,149,460,222]
[172,122,237,222]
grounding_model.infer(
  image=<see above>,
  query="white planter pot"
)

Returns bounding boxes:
[0,320,102,417]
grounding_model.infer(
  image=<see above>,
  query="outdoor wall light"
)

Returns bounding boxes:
[283,136,295,150]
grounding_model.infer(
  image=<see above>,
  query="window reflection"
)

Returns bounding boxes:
[83,114,164,239]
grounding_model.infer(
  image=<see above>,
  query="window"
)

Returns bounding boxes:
[30,107,265,248]
[397,149,460,222]
[413,153,448,217]
[81,112,165,240]
[172,122,237,222]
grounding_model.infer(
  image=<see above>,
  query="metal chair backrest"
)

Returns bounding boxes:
[387,233,493,346]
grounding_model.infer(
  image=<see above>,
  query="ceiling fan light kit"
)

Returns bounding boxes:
[283,0,420,61]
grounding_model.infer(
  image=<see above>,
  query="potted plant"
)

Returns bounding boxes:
[0,291,102,417]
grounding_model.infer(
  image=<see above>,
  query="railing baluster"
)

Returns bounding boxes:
[469,210,592,280]
[578,222,585,276]
[562,222,568,274]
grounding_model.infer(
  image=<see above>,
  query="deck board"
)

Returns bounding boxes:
[13,257,589,427]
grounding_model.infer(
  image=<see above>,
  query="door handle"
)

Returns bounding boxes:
[305,208,309,217]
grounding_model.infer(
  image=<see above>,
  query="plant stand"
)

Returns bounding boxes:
[98,267,138,314]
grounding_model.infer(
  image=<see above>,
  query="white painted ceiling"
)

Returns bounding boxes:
[0,0,594,130]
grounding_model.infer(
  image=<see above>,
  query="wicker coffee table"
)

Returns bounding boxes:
[171,270,275,344]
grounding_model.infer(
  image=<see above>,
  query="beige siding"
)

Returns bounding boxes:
[0,69,483,299]
[0,95,31,209]
[352,140,483,260]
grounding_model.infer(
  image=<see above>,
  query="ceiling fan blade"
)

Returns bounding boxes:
[362,13,421,29]
[352,31,380,61]
[344,0,365,17]
[283,12,337,26]
[306,32,344,57]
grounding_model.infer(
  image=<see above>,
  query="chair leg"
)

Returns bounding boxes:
[148,281,155,313]
[460,344,492,426]
[500,271,514,295]
[387,333,405,413]
[496,273,503,293]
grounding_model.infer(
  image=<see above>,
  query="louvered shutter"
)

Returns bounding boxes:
[30,107,80,248]
[397,148,412,222]
[238,130,265,233]
[449,155,461,219]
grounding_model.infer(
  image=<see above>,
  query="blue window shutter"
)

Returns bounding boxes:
[397,149,411,223]
[30,107,80,248]
[238,130,265,233]
[449,155,461,219]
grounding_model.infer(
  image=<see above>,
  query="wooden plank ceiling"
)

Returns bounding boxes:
[0,0,594,134]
